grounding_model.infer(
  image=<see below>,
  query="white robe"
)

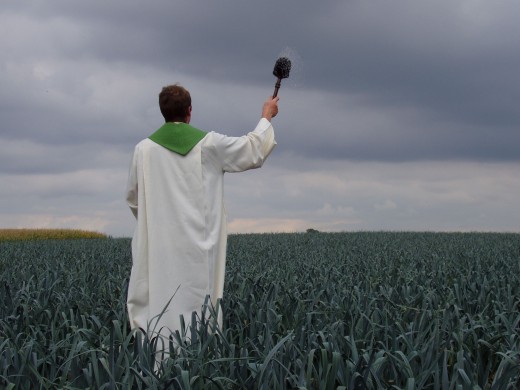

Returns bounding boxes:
[125,118,276,338]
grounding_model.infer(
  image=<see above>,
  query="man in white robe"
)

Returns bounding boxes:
[125,84,278,340]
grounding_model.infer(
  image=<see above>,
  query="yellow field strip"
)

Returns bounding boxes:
[0,228,108,241]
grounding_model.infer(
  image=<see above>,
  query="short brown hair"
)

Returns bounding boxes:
[159,84,191,122]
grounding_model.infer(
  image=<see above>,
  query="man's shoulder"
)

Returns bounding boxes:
[134,138,156,151]
[136,138,155,146]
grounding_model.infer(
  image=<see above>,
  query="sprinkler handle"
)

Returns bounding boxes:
[273,78,281,98]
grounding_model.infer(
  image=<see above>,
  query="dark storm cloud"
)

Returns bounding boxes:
[2,0,292,79]
[62,1,520,161]
[284,1,520,162]
[2,0,520,162]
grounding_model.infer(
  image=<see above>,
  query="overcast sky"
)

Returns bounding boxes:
[1,0,519,236]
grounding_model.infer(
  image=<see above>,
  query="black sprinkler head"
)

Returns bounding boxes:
[273,57,292,79]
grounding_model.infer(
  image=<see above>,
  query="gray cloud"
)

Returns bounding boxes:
[1,0,519,235]
[3,0,519,160]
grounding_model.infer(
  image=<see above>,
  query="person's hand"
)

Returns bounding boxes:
[262,96,279,121]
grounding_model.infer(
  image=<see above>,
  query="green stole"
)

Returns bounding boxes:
[148,122,207,156]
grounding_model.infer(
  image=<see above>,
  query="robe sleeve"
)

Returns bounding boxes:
[211,118,277,173]
[126,146,139,218]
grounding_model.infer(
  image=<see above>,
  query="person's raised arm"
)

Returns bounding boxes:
[208,96,279,173]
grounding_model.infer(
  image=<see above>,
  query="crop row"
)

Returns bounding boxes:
[1,232,519,388]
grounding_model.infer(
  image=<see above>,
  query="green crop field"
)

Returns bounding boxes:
[1,232,519,389]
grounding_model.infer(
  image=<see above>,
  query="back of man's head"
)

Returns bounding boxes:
[159,84,191,122]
